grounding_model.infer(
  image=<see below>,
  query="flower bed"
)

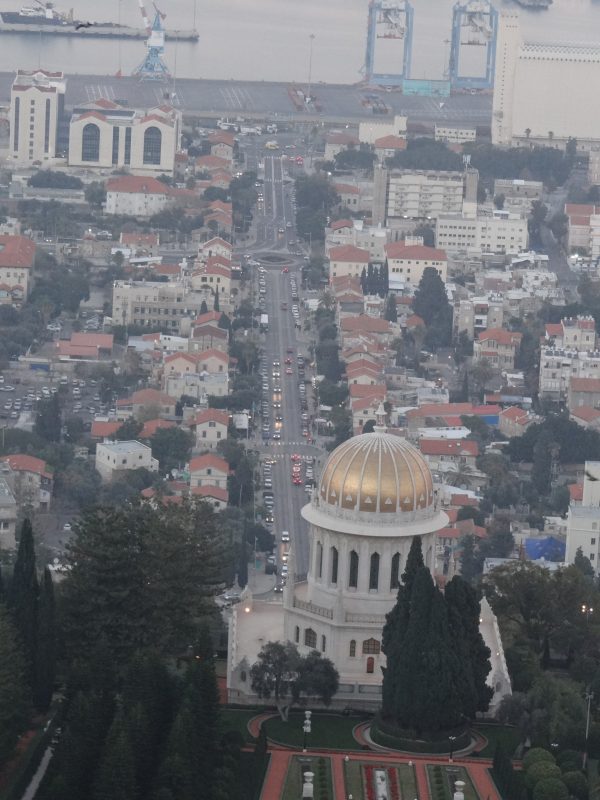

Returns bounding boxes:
[363,764,402,800]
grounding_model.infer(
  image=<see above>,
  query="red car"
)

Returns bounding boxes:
[293,477,303,485]
[281,267,289,273]
[291,453,301,462]
[286,367,293,375]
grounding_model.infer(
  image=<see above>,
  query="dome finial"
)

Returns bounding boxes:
[374,402,387,432]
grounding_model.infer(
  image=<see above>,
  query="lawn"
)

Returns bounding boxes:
[344,759,364,798]
[473,724,521,758]
[267,712,369,750]
[427,764,480,800]
[218,708,259,743]
[398,762,419,798]
[282,756,333,800]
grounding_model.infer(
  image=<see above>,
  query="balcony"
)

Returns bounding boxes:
[293,598,333,619]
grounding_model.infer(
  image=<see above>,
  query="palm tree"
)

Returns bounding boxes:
[525,128,531,139]
[318,289,336,311]
[444,463,474,490]
[548,131,554,143]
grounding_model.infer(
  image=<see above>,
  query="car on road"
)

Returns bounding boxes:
[63,522,72,531]
[291,453,301,461]
[281,531,290,542]
[273,582,285,593]
[281,267,289,273]
[286,367,293,375]
[292,477,302,485]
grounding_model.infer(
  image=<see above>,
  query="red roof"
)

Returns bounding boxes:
[341,316,391,334]
[405,313,425,328]
[407,402,500,419]
[385,242,447,261]
[500,406,528,422]
[545,323,562,338]
[208,131,235,147]
[197,348,229,364]
[0,454,51,479]
[569,483,584,501]
[71,332,113,350]
[374,135,407,150]
[140,419,176,438]
[201,236,232,251]
[120,232,159,247]
[189,453,229,473]
[571,405,600,422]
[90,420,123,439]
[326,132,359,146]
[192,324,228,341]
[0,235,36,269]
[329,244,370,264]
[349,384,386,399]
[419,439,479,457]
[106,176,172,196]
[189,409,229,427]
[330,219,354,231]
[334,183,360,195]
[117,388,177,407]
[191,485,229,502]
[477,328,522,346]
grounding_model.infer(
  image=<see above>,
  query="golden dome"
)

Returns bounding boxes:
[318,432,434,516]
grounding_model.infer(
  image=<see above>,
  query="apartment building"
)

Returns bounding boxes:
[69,100,181,175]
[435,211,529,255]
[434,124,476,144]
[105,176,176,217]
[493,179,543,214]
[539,349,600,402]
[566,462,600,573]
[112,280,206,333]
[373,168,464,226]
[9,69,65,165]
[385,242,448,289]
[0,454,53,510]
[95,440,159,482]
[0,477,17,551]
[544,316,597,352]
[473,328,522,369]
[453,295,504,340]
[326,220,393,262]
[358,114,407,145]
[188,409,229,450]
[568,377,600,412]
[328,245,370,281]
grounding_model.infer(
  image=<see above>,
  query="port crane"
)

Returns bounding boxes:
[448,0,498,89]
[133,0,170,81]
[364,0,414,86]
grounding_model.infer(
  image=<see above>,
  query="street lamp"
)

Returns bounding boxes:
[582,604,594,621]
[302,710,312,753]
[448,735,457,762]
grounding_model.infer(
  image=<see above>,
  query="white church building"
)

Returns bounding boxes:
[227,429,511,711]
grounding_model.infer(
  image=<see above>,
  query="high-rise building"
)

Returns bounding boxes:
[491,13,520,147]
[10,69,65,165]
[566,462,600,572]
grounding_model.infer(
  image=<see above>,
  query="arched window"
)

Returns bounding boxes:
[81,123,100,162]
[304,628,316,648]
[321,635,326,653]
[366,656,375,674]
[362,638,380,655]
[143,125,162,165]
[390,552,401,590]
[349,550,359,588]
[369,552,380,591]
[349,639,356,657]
[316,541,323,578]
[330,546,338,584]
[294,625,299,643]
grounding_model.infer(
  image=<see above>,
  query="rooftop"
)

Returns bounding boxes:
[97,440,151,455]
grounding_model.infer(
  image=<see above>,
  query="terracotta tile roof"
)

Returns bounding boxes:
[334,183,360,195]
[120,232,159,247]
[189,453,229,473]
[407,402,500,419]
[385,242,447,261]
[570,378,600,393]
[106,176,173,196]
[405,313,425,328]
[571,405,600,421]
[325,132,359,145]
[71,332,113,350]
[195,155,231,170]
[197,348,229,363]
[140,418,176,438]
[500,405,528,422]
[349,383,386,399]
[329,244,370,263]
[374,135,407,149]
[189,409,229,427]
[569,483,584,501]
[419,439,479,457]
[341,316,391,334]
[191,485,229,502]
[201,236,232,251]
[191,324,228,340]
[545,323,562,337]
[208,131,235,147]
[0,454,51,479]
[0,235,36,268]
[330,219,354,231]
[477,328,522,346]
[90,420,123,439]
[117,388,177,407]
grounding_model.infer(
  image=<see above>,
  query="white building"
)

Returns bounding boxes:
[566,462,600,572]
[326,220,393,262]
[358,114,407,145]
[95,440,159,483]
[493,13,600,149]
[435,211,529,256]
[385,242,448,290]
[0,477,17,551]
[539,348,600,402]
[373,168,465,226]
[9,69,65,166]
[68,100,181,176]
[105,175,178,217]
[227,427,511,711]
[493,179,543,215]
[434,124,476,145]
[112,279,206,333]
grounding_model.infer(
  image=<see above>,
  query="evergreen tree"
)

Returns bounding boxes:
[92,707,138,800]
[360,266,367,294]
[213,287,220,312]
[200,300,208,314]
[384,294,398,323]
[34,393,62,442]
[8,519,38,685]
[366,263,375,294]
[155,700,198,800]
[381,261,389,294]
[0,606,29,766]
[33,566,55,712]
[411,267,453,351]
[574,546,595,578]
[445,575,493,717]
[459,534,480,583]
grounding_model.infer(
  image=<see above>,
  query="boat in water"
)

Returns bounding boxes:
[0,3,198,39]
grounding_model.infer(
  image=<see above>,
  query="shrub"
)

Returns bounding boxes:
[562,771,589,800]
[525,762,562,790]
[524,748,556,771]
[532,777,569,800]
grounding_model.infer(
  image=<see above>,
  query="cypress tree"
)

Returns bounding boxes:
[92,707,138,800]
[0,605,30,767]
[155,700,198,800]
[8,518,38,685]
[360,266,367,294]
[214,287,220,312]
[445,575,493,717]
[33,566,56,712]
[0,564,4,602]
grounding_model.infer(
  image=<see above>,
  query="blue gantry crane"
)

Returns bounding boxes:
[364,0,414,87]
[133,0,170,81]
[448,0,498,90]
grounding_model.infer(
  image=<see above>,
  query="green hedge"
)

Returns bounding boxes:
[371,717,470,754]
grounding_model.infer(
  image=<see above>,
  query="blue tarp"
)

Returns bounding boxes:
[524,536,565,562]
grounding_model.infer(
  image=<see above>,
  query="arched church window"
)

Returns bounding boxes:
[330,546,338,584]
[390,552,401,590]
[349,550,359,588]
[362,638,380,655]
[294,626,299,643]
[349,640,356,657]
[316,541,323,578]
[366,657,375,674]
[321,635,326,653]
[369,552,380,591]
[304,628,317,648]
